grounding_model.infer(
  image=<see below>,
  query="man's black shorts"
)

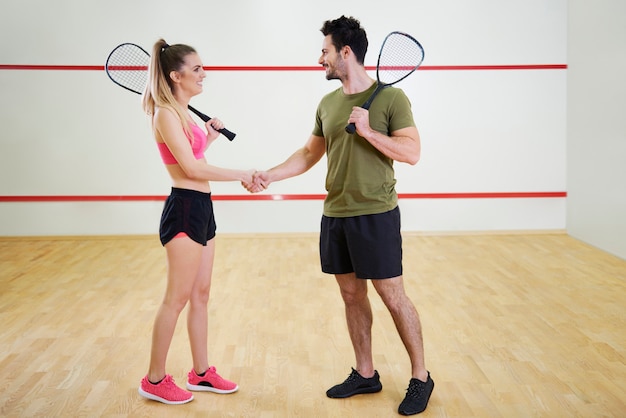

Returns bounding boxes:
[320,206,402,279]
[159,187,216,246]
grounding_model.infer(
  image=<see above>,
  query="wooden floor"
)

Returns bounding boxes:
[0,232,625,417]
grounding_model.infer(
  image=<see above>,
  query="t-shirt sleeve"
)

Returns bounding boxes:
[388,88,416,132]
[312,102,324,137]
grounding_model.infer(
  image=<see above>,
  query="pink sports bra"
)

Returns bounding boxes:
[157,123,207,165]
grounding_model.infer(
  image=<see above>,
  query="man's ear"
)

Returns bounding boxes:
[341,45,352,60]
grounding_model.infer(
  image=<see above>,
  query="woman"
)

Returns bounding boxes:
[137,38,253,404]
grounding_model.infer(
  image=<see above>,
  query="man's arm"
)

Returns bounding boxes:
[349,107,421,165]
[250,134,326,191]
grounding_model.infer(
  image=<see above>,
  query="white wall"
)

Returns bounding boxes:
[567,0,626,260]
[0,0,567,236]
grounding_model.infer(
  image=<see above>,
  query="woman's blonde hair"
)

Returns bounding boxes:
[142,38,196,138]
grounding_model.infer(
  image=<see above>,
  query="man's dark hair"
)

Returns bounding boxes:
[320,16,368,65]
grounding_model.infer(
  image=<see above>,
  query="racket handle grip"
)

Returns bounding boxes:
[344,99,373,134]
[188,105,237,141]
[218,127,237,141]
[344,84,384,135]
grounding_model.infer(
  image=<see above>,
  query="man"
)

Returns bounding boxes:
[249,15,434,415]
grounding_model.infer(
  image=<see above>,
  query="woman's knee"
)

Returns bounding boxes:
[162,288,193,313]
[189,288,210,306]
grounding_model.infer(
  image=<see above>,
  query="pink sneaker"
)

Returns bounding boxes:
[138,374,194,404]
[186,366,239,394]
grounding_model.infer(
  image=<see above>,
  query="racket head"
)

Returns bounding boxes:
[376,31,424,85]
[105,43,150,95]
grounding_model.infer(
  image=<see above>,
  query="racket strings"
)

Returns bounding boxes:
[377,33,424,85]
[106,44,149,93]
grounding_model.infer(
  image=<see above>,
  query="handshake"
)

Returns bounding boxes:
[241,170,270,194]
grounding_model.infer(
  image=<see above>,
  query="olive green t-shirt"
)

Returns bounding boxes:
[312,83,415,217]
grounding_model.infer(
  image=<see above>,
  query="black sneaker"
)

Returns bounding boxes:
[326,368,383,398]
[398,372,434,415]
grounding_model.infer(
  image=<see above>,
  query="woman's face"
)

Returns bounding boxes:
[172,52,206,96]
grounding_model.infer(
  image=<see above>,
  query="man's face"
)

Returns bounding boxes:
[318,35,346,81]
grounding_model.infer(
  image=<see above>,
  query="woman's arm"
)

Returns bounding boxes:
[154,107,253,182]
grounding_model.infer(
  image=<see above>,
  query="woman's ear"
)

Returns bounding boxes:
[169,70,180,84]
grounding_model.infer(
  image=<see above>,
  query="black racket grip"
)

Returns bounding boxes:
[345,84,385,134]
[188,105,237,141]
[345,102,375,134]
[217,127,237,141]
[344,101,373,134]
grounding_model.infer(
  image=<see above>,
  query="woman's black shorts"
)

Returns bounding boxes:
[159,187,216,246]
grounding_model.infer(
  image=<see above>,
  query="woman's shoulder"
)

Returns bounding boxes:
[154,105,176,119]
[154,106,183,128]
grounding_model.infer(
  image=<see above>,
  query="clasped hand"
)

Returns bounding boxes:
[242,171,269,193]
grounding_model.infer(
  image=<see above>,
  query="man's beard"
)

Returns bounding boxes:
[325,68,340,81]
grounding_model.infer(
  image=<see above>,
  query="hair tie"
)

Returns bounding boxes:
[161,43,170,53]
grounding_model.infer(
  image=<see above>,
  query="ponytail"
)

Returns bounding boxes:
[142,38,196,138]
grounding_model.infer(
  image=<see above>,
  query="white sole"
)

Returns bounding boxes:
[186,383,239,394]
[138,387,194,404]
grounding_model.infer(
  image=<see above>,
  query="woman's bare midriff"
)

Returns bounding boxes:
[164,162,212,193]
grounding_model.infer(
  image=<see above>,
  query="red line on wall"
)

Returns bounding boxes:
[0,65,105,71]
[0,64,567,71]
[0,192,566,202]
